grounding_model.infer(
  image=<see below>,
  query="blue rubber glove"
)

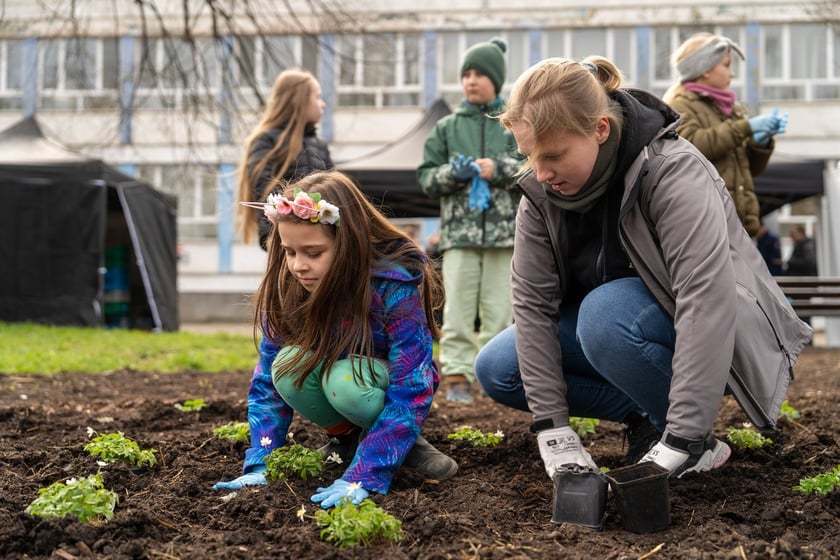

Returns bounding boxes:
[450,154,480,181]
[311,479,369,509]
[749,110,780,145]
[774,111,789,136]
[212,465,267,491]
[469,176,491,212]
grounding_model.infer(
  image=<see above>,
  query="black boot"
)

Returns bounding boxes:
[403,435,458,480]
[622,412,662,465]
[318,428,363,464]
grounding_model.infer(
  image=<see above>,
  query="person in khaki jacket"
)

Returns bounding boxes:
[473,56,812,490]
[663,33,787,237]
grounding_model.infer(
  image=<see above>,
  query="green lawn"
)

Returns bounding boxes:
[0,322,258,375]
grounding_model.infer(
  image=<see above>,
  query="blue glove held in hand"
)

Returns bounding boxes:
[749,111,780,145]
[311,479,369,509]
[774,111,789,136]
[213,465,267,491]
[469,176,491,212]
[450,154,480,181]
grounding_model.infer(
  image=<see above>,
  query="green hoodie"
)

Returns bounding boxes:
[417,99,522,251]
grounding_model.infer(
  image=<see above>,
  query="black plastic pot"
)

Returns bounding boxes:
[606,462,670,533]
[551,465,609,530]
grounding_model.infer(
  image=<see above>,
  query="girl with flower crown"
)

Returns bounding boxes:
[214,170,458,508]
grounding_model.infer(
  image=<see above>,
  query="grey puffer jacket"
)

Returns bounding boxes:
[512,91,812,442]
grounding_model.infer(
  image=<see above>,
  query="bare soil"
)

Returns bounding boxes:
[1,346,838,559]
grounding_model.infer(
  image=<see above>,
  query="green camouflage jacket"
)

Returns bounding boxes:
[417,99,522,251]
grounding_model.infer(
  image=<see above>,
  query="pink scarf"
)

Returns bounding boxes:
[683,82,736,116]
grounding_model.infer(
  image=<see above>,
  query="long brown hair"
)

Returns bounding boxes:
[236,68,319,244]
[253,170,444,388]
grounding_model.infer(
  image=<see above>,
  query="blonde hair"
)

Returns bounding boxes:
[255,170,444,388]
[499,56,624,167]
[236,68,319,244]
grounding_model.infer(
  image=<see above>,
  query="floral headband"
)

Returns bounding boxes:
[240,188,340,226]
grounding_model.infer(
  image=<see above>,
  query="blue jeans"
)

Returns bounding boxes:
[474,277,675,431]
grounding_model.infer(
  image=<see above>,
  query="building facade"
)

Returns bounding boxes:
[1,0,838,290]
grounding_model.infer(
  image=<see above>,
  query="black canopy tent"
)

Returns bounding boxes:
[0,117,179,331]
[338,98,452,218]
[753,156,825,216]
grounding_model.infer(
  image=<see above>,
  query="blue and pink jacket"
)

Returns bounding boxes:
[242,260,439,494]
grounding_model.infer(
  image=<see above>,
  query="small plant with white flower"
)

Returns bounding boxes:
[213,421,250,442]
[314,498,403,549]
[265,444,324,481]
[174,398,207,412]
[25,473,118,523]
[447,426,504,447]
[725,424,773,450]
[569,417,600,438]
[84,431,157,468]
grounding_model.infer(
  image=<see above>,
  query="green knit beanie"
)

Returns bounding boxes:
[460,37,507,95]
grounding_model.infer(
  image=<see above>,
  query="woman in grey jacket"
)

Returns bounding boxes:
[474,56,812,482]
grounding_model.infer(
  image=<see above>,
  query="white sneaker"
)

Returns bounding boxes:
[640,435,731,479]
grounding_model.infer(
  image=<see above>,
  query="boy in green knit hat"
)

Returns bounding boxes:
[417,37,522,404]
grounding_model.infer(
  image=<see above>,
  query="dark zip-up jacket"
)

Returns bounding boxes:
[247,124,333,249]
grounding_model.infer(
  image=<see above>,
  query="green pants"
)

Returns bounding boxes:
[439,247,513,384]
[272,346,389,430]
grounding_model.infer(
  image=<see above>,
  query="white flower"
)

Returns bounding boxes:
[65,478,77,485]
[317,201,340,225]
[260,436,272,448]
[96,461,108,468]
[296,504,306,522]
[19,394,28,400]
[325,452,343,465]
[86,427,96,438]
[494,430,505,439]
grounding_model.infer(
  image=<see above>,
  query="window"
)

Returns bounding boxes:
[335,32,422,107]
[33,37,120,111]
[135,163,220,240]
[762,23,840,101]
[134,37,220,110]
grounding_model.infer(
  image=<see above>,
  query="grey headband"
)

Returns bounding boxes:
[676,37,745,82]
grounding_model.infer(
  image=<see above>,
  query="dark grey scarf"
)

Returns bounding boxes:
[543,126,620,213]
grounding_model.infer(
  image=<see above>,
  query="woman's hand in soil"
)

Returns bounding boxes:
[311,479,369,508]
[212,465,267,491]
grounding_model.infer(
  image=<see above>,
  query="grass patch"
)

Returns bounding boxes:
[0,322,257,375]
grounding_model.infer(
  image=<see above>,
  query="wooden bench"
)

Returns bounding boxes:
[774,277,840,317]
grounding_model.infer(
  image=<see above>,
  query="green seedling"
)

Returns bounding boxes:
[84,431,157,468]
[569,417,600,438]
[780,400,801,421]
[174,398,207,412]
[793,465,840,495]
[315,498,403,549]
[447,426,504,447]
[213,421,250,442]
[265,444,324,481]
[725,426,773,449]
[25,473,118,523]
